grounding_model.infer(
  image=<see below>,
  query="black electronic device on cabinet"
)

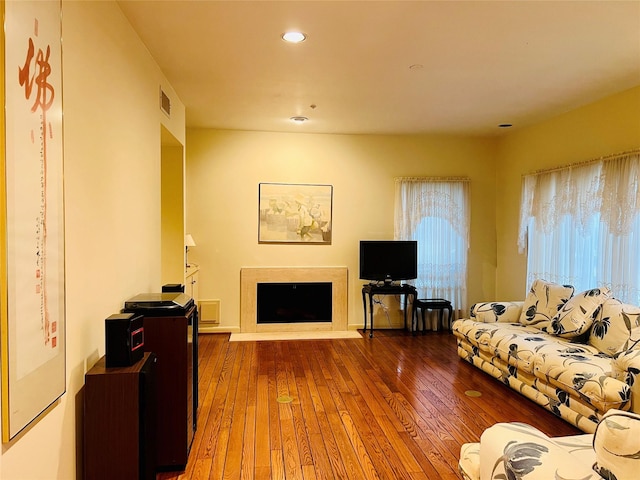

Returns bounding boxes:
[162,283,184,293]
[105,313,144,367]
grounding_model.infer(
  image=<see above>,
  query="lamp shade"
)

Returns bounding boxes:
[185,234,196,247]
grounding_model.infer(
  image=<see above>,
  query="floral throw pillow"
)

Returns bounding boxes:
[519,279,574,329]
[589,298,640,356]
[470,301,524,323]
[545,287,611,338]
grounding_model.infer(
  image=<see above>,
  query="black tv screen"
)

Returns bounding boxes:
[359,240,418,282]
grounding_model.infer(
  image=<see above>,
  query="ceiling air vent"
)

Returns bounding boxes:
[160,88,171,117]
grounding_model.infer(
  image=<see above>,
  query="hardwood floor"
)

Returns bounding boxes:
[158,330,580,479]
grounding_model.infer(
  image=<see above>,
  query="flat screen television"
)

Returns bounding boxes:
[359,240,418,282]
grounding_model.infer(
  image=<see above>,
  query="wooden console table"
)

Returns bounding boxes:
[361,283,417,337]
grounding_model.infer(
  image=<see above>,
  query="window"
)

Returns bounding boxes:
[394,178,470,318]
[519,151,640,304]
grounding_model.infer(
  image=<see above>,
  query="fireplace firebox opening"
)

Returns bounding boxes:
[257,282,332,324]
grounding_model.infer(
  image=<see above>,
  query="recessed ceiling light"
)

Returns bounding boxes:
[290,116,308,123]
[282,31,306,43]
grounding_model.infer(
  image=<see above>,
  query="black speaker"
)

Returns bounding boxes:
[105,313,144,367]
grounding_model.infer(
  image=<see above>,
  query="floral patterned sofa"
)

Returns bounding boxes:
[458,409,640,480]
[452,280,640,433]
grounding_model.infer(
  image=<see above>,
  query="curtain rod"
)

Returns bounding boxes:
[395,176,470,182]
[527,147,640,176]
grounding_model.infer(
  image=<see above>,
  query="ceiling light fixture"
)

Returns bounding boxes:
[282,31,307,43]
[290,116,308,123]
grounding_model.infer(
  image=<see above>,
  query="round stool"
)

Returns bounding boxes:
[413,298,453,333]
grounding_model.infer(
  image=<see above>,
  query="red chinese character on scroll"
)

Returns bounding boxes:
[17,27,56,347]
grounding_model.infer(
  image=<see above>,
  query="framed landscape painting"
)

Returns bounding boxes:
[258,183,333,244]
[1,0,66,442]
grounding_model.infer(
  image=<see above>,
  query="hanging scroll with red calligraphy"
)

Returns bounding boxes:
[1,0,65,442]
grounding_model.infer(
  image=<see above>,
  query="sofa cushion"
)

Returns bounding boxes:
[593,409,640,480]
[487,327,568,374]
[478,422,598,480]
[533,344,630,412]
[459,426,597,480]
[519,279,574,329]
[589,298,640,356]
[453,320,540,352]
[544,287,611,338]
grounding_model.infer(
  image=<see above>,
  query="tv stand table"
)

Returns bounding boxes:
[361,283,417,338]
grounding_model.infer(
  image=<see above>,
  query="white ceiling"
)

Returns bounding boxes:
[117,0,640,136]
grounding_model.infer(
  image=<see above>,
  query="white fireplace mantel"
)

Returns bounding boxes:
[240,267,348,333]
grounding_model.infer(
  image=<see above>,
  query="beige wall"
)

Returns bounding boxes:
[186,130,498,330]
[495,86,640,300]
[0,1,185,478]
[161,138,186,284]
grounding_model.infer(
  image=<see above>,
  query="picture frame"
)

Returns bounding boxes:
[1,0,66,442]
[258,183,333,244]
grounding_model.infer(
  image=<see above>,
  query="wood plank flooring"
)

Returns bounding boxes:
[158,330,580,479]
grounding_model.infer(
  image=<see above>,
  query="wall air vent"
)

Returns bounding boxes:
[160,87,171,117]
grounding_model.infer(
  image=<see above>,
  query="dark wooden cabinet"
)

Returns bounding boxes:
[84,353,157,480]
[142,306,197,470]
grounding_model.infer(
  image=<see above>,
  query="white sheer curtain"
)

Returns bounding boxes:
[394,177,470,319]
[519,151,640,304]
